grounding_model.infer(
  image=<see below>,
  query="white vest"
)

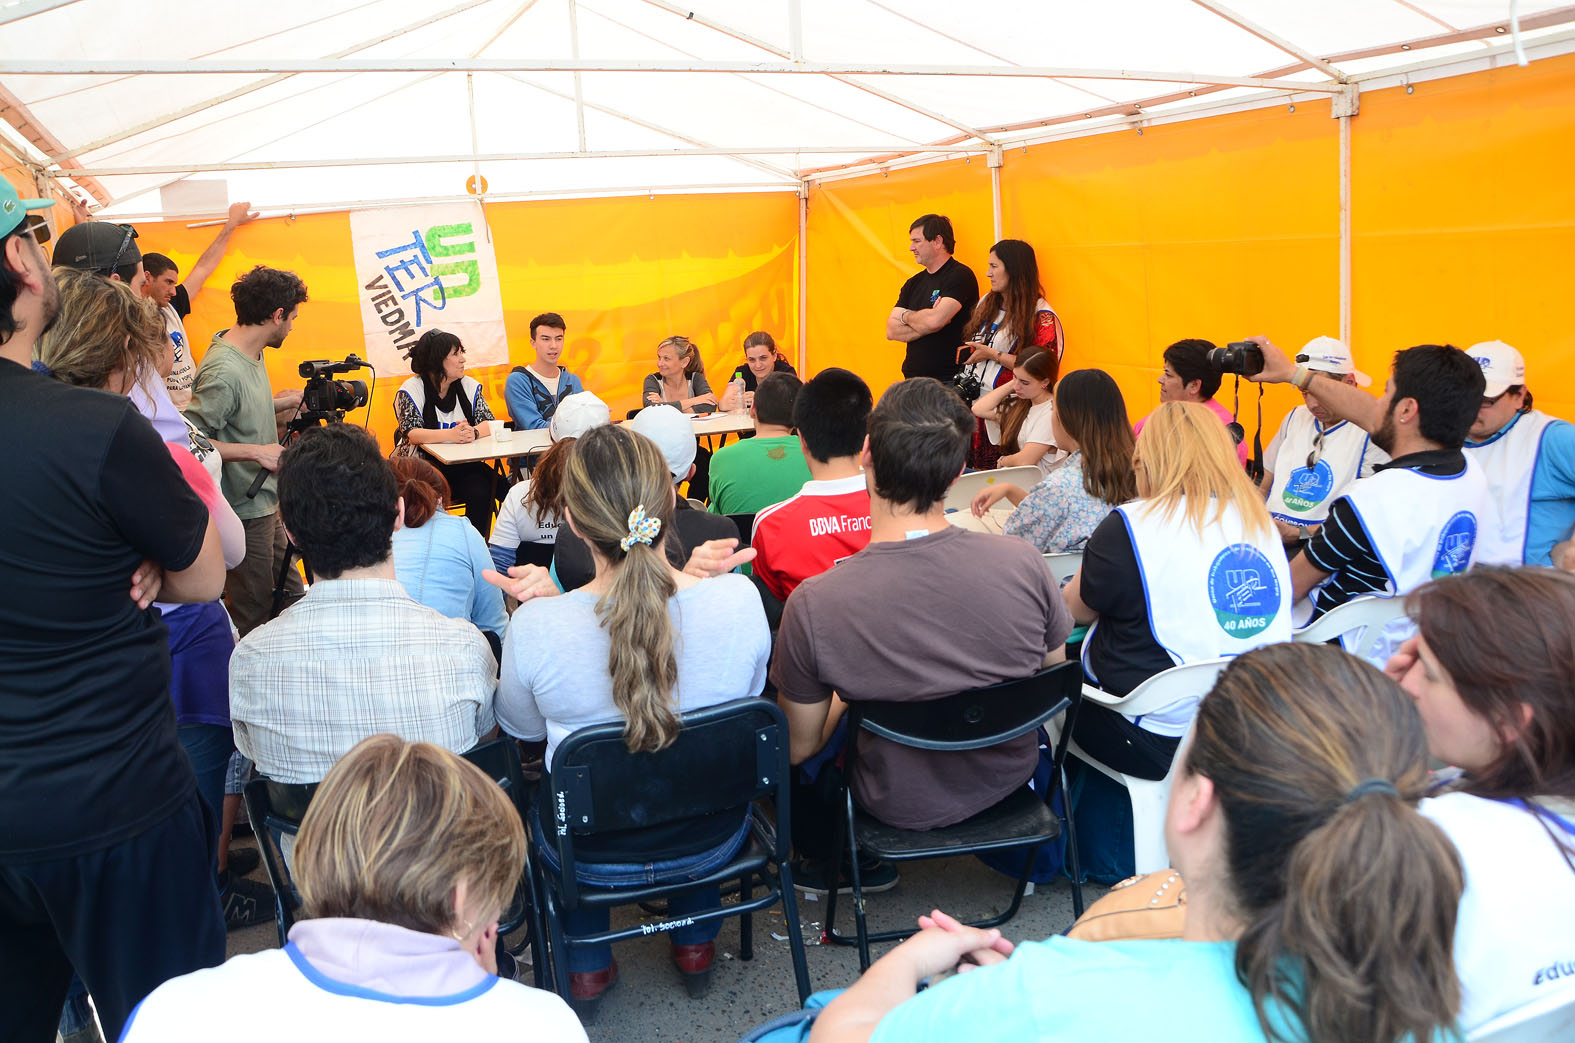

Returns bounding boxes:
[1087,497,1293,735]
[1340,456,1491,598]
[1267,410,1382,525]
[161,302,194,410]
[399,375,483,428]
[1465,409,1560,565]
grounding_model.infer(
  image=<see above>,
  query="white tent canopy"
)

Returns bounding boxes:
[0,0,1571,218]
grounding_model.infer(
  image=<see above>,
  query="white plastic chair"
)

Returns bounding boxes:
[1067,657,1231,874]
[943,466,1044,512]
[1291,594,1409,666]
[1042,551,1084,587]
[1468,989,1575,1042]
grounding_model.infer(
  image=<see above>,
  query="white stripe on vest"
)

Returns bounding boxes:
[1466,409,1559,565]
[1086,497,1292,736]
[1267,409,1381,525]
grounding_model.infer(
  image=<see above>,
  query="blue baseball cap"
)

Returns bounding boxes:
[0,179,53,241]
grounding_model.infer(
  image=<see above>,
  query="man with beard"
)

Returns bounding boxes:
[1259,336,1387,549]
[184,265,309,636]
[1248,337,1490,623]
[0,184,227,1041]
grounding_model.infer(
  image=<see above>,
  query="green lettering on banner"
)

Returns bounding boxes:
[425,223,482,299]
[425,223,476,258]
[433,259,481,298]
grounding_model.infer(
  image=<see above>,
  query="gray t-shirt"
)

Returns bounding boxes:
[773,525,1072,831]
[183,334,279,519]
[496,573,769,763]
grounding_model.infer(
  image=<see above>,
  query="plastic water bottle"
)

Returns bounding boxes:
[730,376,747,416]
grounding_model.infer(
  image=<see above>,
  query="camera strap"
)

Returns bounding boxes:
[1248,382,1266,484]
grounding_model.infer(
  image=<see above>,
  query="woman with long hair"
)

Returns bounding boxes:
[1389,566,1575,1031]
[494,423,769,1017]
[392,328,500,535]
[389,454,507,640]
[122,736,586,1041]
[1065,401,1291,779]
[970,368,1136,553]
[809,643,1463,1043]
[489,392,611,572]
[969,348,1060,476]
[643,335,717,414]
[955,239,1062,469]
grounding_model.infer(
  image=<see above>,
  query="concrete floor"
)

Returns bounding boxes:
[226,841,1105,1043]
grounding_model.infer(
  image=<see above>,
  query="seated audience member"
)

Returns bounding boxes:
[1462,341,1575,566]
[505,311,583,430]
[1065,402,1291,780]
[707,371,811,518]
[392,328,499,535]
[971,348,1060,476]
[494,424,769,1016]
[752,368,875,603]
[36,269,269,929]
[643,335,716,414]
[1260,336,1386,547]
[809,643,1463,1043]
[1134,338,1250,466]
[121,735,587,1042]
[1387,567,1575,1032]
[0,194,227,1042]
[970,368,1135,554]
[552,405,737,591]
[954,239,1061,470]
[773,378,1073,892]
[720,330,796,411]
[230,424,496,785]
[1250,340,1489,623]
[390,456,507,641]
[490,391,610,571]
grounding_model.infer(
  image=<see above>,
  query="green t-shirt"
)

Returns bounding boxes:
[706,434,812,518]
[184,333,280,520]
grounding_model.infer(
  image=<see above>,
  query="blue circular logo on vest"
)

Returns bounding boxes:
[1207,544,1282,639]
[1281,458,1335,513]
[1431,511,1477,577]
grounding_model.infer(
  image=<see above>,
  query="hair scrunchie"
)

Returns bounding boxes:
[619,504,662,552]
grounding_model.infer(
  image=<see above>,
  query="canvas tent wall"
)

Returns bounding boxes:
[0,0,1571,447]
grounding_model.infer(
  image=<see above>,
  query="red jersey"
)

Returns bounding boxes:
[751,474,873,601]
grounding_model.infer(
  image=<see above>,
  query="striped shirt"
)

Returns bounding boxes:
[230,578,497,784]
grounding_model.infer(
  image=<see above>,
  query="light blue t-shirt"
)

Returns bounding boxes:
[872,938,1279,1043]
[391,511,508,636]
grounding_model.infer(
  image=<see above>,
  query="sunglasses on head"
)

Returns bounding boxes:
[109,223,138,271]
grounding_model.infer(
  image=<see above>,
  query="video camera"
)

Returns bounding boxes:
[298,356,371,417]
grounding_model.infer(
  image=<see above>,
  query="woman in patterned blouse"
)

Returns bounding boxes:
[392,328,499,535]
[971,369,1136,553]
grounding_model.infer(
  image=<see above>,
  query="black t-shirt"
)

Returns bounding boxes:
[552,499,739,592]
[172,283,191,320]
[894,257,980,382]
[1079,511,1176,697]
[0,361,209,860]
[730,359,796,393]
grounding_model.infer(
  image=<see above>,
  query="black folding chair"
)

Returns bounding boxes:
[462,738,547,987]
[823,660,1086,969]
[533,698,812,1009]
[243,777,318,947]
[726,513,757,546]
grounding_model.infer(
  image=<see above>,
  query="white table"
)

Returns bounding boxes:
[946,506,1014,534]
[418,412,756,467]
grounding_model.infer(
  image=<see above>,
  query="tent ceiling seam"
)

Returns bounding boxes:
[0,0,84,28]
[1187,0,1348,80]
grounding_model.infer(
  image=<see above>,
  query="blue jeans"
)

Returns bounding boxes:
[533,814,750,973]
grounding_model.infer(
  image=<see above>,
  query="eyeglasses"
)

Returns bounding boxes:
[109,223,138,272]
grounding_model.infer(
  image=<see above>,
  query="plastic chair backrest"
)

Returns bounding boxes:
[727,514,757,545]
[1469,990,1575,1042]
[546,698,791,884]
[515,541,556,569]
[686,497,707,511]
[1292,594,1408,664]
[1085,657,1232,720]
[851,661,1082,753]
[463,738,530,823]
[943,466,1045,512]
[1042,551,1084,587]
[243,776,318,940]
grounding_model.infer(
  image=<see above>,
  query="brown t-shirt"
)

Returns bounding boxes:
[772,525,1073,830]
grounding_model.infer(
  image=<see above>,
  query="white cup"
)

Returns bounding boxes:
[492,421,513,442]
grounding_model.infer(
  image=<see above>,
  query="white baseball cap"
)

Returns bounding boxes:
[629,404,696,481]
[548,391,611,442]
[1466,341,1525,398]
[1297,336,1371,388]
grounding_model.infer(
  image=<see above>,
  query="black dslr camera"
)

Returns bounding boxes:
[1206,341,1265,377]
[950,368,985,404]
[298,356,371,418]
